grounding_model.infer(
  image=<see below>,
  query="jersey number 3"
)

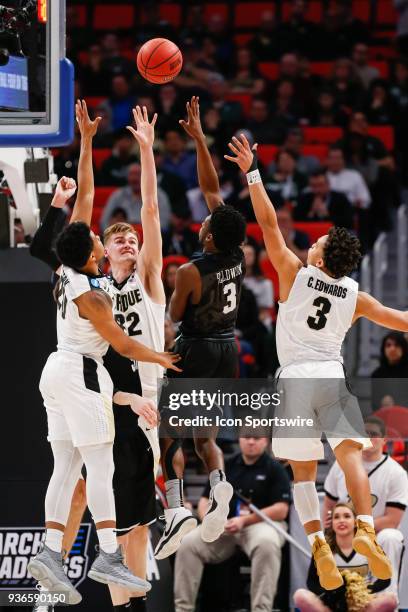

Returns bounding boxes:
[307,296,332,330]
[223,282,237,314]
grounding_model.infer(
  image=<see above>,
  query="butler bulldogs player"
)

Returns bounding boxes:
[154,97,247,560]
[225,134,408,591]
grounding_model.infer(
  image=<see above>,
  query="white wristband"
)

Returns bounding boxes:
[246,169,262,185]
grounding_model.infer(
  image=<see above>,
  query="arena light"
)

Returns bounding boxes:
[37,0,47,23]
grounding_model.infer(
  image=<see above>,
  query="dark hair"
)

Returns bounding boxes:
[210,205,247,253]
[243,241,263,277]
[379,331,408,367]
[276,148,296,165]
[323,227,362,278]
[364,415,386,437]
[325,502,356,554]
[310,167,328,180]
[56,222,93,269]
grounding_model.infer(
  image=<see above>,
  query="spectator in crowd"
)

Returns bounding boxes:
[100,163,171,231]
[100,33,136,80]
[162,213,199,259]
[161,129,198,191]
[53,133,81,180]
[206,13,235,72]
[136,2,176,44]
[174,436,290,612]
[326,146,371,209]
[246,97,287,145]
[371,332,408,408]
[104,207,128,227]
[311,86,348,127]
[242,243,274,321]
[294,169,354,227]
[162,260,182,308]
[228,47,265,96]
[98,129,138,186]
[395,0,408,56]
[100,74,136,132]
[352,43,380,90]
[236,285,271,376]
[153,147,191,219]
[320,0,369,59]
[270,128,320,176]
[156,84,184,133]
[91,104,115,149]
[390,59,408,186]
[365,80,396,126]
[201,106,229,151]
[329,58,364,113]
[136,95,156,118]
[265,149,308,206]
[236,335,257,378]
[249,10,280,61]
[295,502,397,612]
[79,44,110,96]
[278,52,300,81]
[323,416,408,601]
[276,207,310,263]
[225,170,282,222]
[270,78,302,133]
[205,73,243,127]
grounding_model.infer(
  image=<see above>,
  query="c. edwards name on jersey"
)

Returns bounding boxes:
[307,276,348,299]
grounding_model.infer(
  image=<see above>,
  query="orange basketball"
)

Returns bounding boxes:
[137,38,182,85]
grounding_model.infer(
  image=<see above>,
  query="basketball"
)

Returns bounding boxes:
[137,38,183,85]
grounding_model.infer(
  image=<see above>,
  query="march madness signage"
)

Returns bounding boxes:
[0,524,92,589]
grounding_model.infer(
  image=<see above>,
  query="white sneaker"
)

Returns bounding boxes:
[154,507,197,560]
[201,481,233,543]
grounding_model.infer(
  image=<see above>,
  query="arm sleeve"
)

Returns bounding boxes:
[29,206,66,271]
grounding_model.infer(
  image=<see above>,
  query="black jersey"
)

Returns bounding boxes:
[180,248,245,339]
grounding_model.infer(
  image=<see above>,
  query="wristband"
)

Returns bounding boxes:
[248,150,258,172]
[246,169,262,185]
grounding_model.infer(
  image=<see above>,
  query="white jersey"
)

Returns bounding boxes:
[324,454,408,521]
[106,271,165,402]
[55,266,110,362]
[276,265,359,368]
[333,550,369,577]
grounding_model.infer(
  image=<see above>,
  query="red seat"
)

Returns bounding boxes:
[370,60,389,78]
[367,126,394,151]
[257,145,278,165]
[234,3,275,27]
[203,3,229,23]
[246,223,264,243]
[235,33,254,47]
[282,1,323,23]
[71,5,87,28]
[159,3,182,27]
[302,144,329,163]
[302,126,343,145]
[225,93,252,116]
[375,0,398,25]
[310,62,333,77]
[93,149,111,171]
[94,187,117,209]
[294,222,333,244]
[258,62,279,80]
[78,51,89,66]
[163,255,189,270]
[352,1,371,22]
[93,5,135,29]
[373,406,408,438]
[85,96,108,110]
[369,46,397,60]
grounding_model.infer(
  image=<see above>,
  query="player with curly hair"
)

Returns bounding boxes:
[225,134,408,594]
[154,97,247,560]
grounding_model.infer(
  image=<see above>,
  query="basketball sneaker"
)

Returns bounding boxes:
[352,520,392,579]
[28,545,82,605]
[312,536,344,590]
[154,507,197,559]
[88,546,151,591]
[201,480,233,543]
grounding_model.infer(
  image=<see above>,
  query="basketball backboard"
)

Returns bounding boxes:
[0,0,74,146]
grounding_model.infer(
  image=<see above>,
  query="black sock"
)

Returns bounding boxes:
[130,596,147,611]
[113,604,131,611]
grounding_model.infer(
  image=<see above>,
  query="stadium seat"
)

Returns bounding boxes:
[257,145,278,165]
[163,255,189,269]
[94,186,117,209]
[302,144,329,163]
[373,406,408,438]
[369,46,397,60]
[85,97,108,110]
[93,5,135,29]
[370,60,389,78]
[225,93,252,116]
[93,149,111,171]
[258,63,279,80]
[203,3,230,23]
[352,1,371,22]
[375,0,398,25]
[234,3,275,28]
[282,1,323,23]
[159,3,182,27]
[310,62,333,77]
[302,126,343,144]
[367,125,394,151]
[78,51,89,67]
[234,34,253,47]
[72,5,87,28]
[246,223,264,243]
[294,222,333,244]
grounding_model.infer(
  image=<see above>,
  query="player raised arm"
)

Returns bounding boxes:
[225,134,302,299]
[353,292,408,331]
[126,106,165,304]
[179,95,223,211]
[70,99,101,226]
[75,289,182,371]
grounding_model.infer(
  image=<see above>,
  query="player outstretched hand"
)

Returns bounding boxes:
[157,352,182,372]
[224,134,258,174]
[129,395,158,428]
[52,176,77,207]
[127,106,158,148]
[75,99,101,138]
[179,96,205,141]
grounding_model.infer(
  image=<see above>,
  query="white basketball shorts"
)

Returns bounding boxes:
[40,350,115,447]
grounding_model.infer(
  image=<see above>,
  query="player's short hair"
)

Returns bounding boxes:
[103,222,139,245]
[364,415,386,437]
[56,222,93,269]
[209,205,247,253]
[323,227,362,278]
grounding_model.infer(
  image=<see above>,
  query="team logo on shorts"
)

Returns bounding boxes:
[0,524,91,589]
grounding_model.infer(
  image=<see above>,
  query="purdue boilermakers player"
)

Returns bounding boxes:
[154,96,247,560]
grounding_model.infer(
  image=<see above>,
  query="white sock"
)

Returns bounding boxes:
[97,528,117,554]
[44,528,63,553]
[293,481,321,524]
[357,514,374,528]
[307,530,326,546]
[165,479,184,509]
